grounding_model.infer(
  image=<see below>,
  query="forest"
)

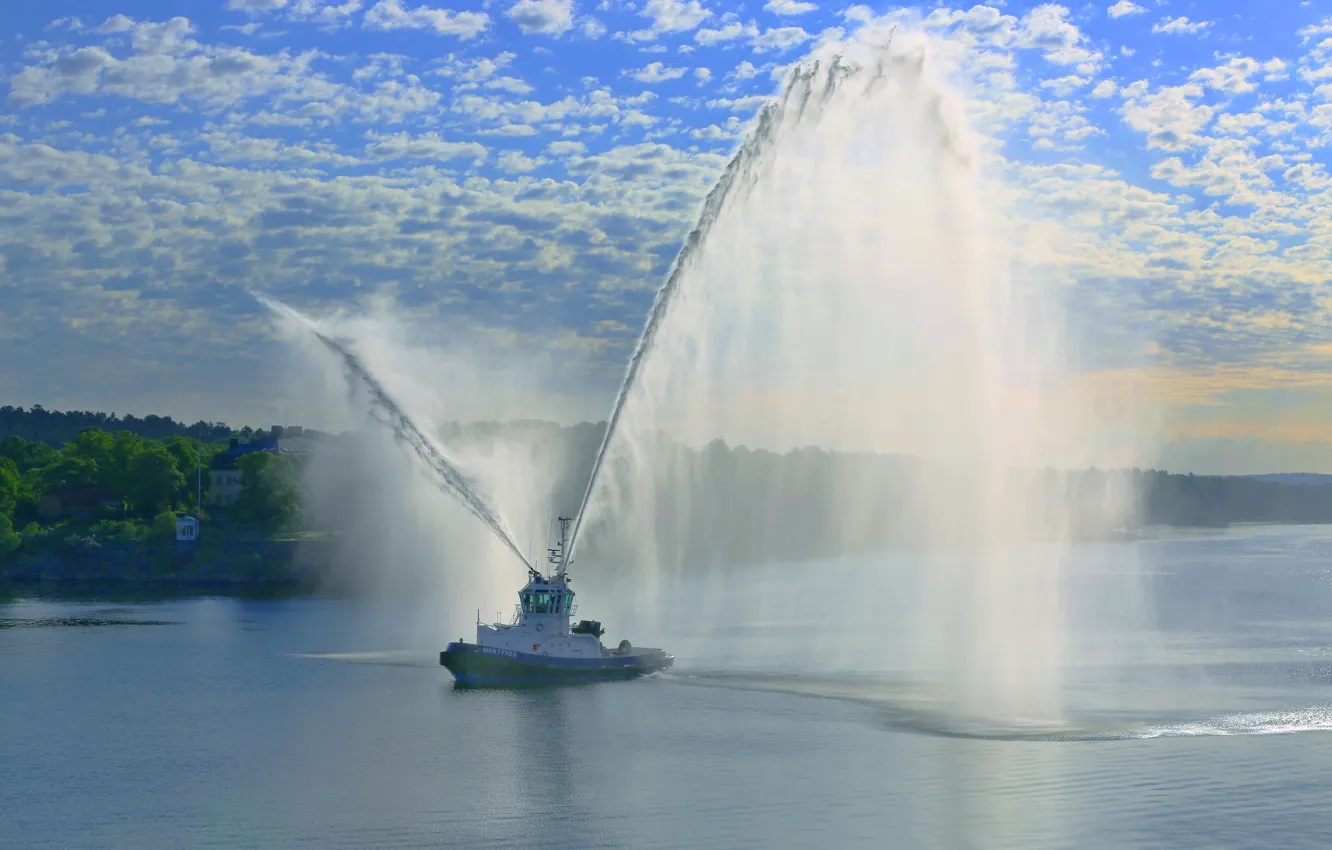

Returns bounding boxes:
[0,407,303,561]
[3,406,1331,569]
[0,405,239,446]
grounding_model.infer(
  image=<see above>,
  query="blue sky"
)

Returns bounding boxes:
[2,0,1332,472]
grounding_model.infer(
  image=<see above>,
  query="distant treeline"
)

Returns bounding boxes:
[447,419,1332,531]
[0,405,243,447]
[311,420,1332,571]
[7,406,1332,569]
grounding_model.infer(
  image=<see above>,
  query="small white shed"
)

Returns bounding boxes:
[176,516,199,542]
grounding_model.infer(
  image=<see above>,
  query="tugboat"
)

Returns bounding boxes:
[440,517,674,686]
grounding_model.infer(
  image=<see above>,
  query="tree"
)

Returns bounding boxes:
[125,446,185,518]
[0,514,19,560]
[162,437,200,506]
[40,455,100,491]
[234,452,301,529]
[65,428,114,473]
[0,457,19,518]
[105,430,147,495]
[1,435,56,474]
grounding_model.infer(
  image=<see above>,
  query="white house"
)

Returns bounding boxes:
[208,426,322,506]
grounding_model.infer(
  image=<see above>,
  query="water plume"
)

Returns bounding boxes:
[255,293,534,573]
[565,50,891,565]
[573,29,1150,724]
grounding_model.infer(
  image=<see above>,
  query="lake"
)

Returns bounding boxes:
[4,524,1332,848]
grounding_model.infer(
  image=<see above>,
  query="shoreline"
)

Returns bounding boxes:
[0,532,337,594]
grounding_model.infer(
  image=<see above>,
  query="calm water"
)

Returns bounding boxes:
[4,525,1332,849]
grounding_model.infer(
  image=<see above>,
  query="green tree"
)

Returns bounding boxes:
[150,510,179,540]
[125,446,185,518]
[235,452,301,529]
[40,455,100,491]
[0,457,19,518]
[162,437,201,506]
[65,428,114,473]
[1,435,56,474]
[105,430,147,495]
[0,514,20,560]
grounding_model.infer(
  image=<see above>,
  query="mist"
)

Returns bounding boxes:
[266,28,1157,726]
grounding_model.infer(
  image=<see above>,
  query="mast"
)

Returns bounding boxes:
[555,515,573,578]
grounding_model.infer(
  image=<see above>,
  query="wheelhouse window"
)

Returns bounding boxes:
[522,590,573,615]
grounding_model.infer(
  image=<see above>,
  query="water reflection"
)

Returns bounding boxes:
[913,738,1069,850]
[446,684,601,848]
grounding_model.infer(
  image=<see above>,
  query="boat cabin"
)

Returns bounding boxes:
[519,580,574,616]
[468,518,609,658]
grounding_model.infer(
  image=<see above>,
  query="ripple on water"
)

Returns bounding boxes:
[0,617,179,630]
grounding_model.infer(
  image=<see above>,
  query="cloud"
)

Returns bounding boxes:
[1040,75,1089,96]
[286,1,366,25]
[1298,17,1332,45]
[545,140,585,155]
[1152,17,1211,36]
[628,62,687,83]
[97,14,138,33]
[696,22,756,45]
[364,131,488,163]
[763,0,817,15]
[498,150,545,172]
[362,1,490,37]
[1089,79,1117,98]
[431,52,516,84]
[727,60,760,80]
[1106,1,1144,19]
[6,19,335,110]
[707,95,770,112]
[488,76,535,94]
[1189,57,1269,95]
[5,7,1332,470]
[640,0,710,34]
[505,0,575,36]
[1120,83,1214,151]
[751,27,810,53]
[45,15,86,31]
[227,0,291,9]
[1018,4,1102,70]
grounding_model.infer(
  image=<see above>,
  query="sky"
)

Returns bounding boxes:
[1,0,1330,473]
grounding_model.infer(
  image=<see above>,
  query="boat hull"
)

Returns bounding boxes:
[440,641,674,686]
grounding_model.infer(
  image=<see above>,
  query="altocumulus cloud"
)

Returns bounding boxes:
[0,1,1331,469]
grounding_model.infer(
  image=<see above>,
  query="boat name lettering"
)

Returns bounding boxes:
[481,647,518,658]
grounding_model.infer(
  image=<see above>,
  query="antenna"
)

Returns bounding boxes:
[555,516,573,578]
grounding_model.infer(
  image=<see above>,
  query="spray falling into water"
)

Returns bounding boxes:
[255,293,534,572]
[572,31,1149,724]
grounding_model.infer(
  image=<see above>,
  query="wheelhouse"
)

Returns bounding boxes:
[519,583,575,615]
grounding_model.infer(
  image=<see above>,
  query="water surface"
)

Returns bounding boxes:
[4,525,1332,848]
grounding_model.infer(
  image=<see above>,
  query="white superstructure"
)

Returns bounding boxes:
[474,517,610,658]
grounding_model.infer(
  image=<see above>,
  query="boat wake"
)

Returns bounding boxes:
[1134,706,1332,739]
[665,671,1332,742]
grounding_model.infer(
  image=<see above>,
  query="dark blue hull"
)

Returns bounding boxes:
[440,641,674,686]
